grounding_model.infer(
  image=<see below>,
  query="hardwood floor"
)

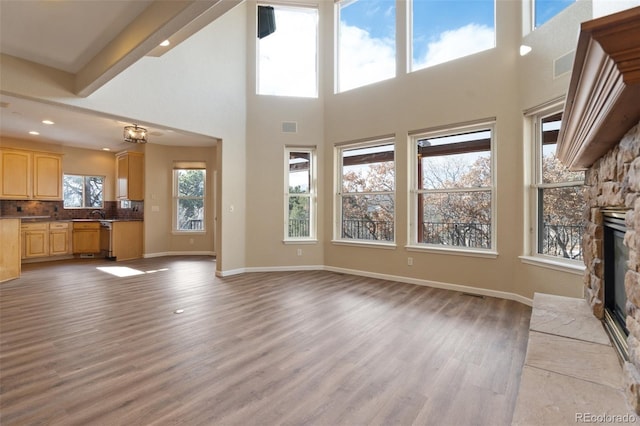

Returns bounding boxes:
[0,256,531,425]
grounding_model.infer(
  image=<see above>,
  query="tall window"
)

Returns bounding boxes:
[336,140,395,243]
[257,4,318,98]
[534,111,584,260]
[410,0,495,72]
[174,167,206,232]
[286,147,317,240]
[63,174,103,208]
[411,123,494,250]
[534,0,575,29]
[336,0,396,92]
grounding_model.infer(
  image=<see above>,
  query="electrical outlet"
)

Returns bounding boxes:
[297,248,302,256]
[407,257,413,266]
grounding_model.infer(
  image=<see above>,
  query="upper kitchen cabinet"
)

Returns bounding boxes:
[116,151,144,201]
[0,148,62,200]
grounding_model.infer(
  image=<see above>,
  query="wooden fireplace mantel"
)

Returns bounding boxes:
[557,6,640,171]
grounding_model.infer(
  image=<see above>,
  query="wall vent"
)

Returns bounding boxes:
[282,121,298,133]
[554,50,575,78]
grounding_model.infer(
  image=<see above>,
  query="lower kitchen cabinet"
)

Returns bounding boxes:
[49,222,70,256]
[1,218,21,282]
[72,222,100,254]
[112,221,143,261]
[22,222,49,259]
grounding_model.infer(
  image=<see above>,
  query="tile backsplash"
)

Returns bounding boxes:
[0,200,144,220]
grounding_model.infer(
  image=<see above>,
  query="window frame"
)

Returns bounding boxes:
[408,0,496,73]
[256,3,319,98]
[334,0,396,93]
[173,167,206,234]
[527,106,585,267]
[62,174,104,209]
[407,120,497,257]
[284,146,317,243]
[333,137,396,247]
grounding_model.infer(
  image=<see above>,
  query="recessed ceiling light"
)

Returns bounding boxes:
[29,131,39,135]
[160,40,170,47]
[42,120,54,125]
[102,148,111,151]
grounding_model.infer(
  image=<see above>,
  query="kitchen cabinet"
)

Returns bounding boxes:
[49,222,71,256]
[112,221,143,261]
[72,222,100,254]
[0,219,21,282]
[116,151,144,201]
[22,222,49,259]
[33,153,63,199]
[0,148,62,200]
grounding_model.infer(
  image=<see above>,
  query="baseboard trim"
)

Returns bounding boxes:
[216,264,532,306]
[144,251,216,258]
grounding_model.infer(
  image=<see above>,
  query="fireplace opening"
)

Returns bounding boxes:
[603,211,629,361]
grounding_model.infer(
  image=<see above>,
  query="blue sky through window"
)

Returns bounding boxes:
[337,0,396,92]
[535,0,575,28]
[412,0,495,70]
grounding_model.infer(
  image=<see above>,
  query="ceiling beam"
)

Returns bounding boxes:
[75,0,221,97]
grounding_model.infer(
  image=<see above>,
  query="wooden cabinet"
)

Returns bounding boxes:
[116,151,144,201]
[33,153,63,199]
[72,222,100,254]
[0,148,62,200]
[0,219,21,282]
[22,223,49,259]
[49,222,70,256]
[112,221,143,261]
[1,149,31,199]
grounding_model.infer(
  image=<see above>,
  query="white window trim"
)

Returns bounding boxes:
[524,99,585,268]
[284,146,317,242]
[256,3,319,98]
[172,168,206,234]
[408,119,497,254]
[334,137,396,245]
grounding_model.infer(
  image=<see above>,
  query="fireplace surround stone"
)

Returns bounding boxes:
[557,6,640,415]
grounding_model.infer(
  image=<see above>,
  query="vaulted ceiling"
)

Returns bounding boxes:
[0,0,241,151]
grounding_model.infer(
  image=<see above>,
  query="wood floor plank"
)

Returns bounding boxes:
[0,256,531,425]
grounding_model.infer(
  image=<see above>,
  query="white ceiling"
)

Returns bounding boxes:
[0,0,232,151]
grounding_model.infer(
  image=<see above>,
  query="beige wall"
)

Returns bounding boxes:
[241,0,594,300]
[144,144,216,256]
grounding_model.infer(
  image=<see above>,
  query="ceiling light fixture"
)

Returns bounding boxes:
[29,131,39,135]
[42,119,54,125]
[160,40,170,47]
[123,124,148,144]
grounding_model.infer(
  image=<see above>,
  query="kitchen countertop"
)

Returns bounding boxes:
[2,216,142,222]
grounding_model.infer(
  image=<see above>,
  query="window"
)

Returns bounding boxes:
[534,111,584,261]
[410,0,495,72]
[411,123,494,251]
[257,4,318,98]
[336,140,395,243]
[174,168,206,232]
[286,147,317,240]
[534,0,575,29]
[336,0,396,92]
[63,174,103,208]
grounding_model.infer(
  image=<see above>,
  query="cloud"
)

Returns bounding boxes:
[338,23,395,92]
[258,9,318,97]
[415,23,495,70]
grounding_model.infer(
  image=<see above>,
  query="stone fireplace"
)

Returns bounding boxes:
[558,7,640,413]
